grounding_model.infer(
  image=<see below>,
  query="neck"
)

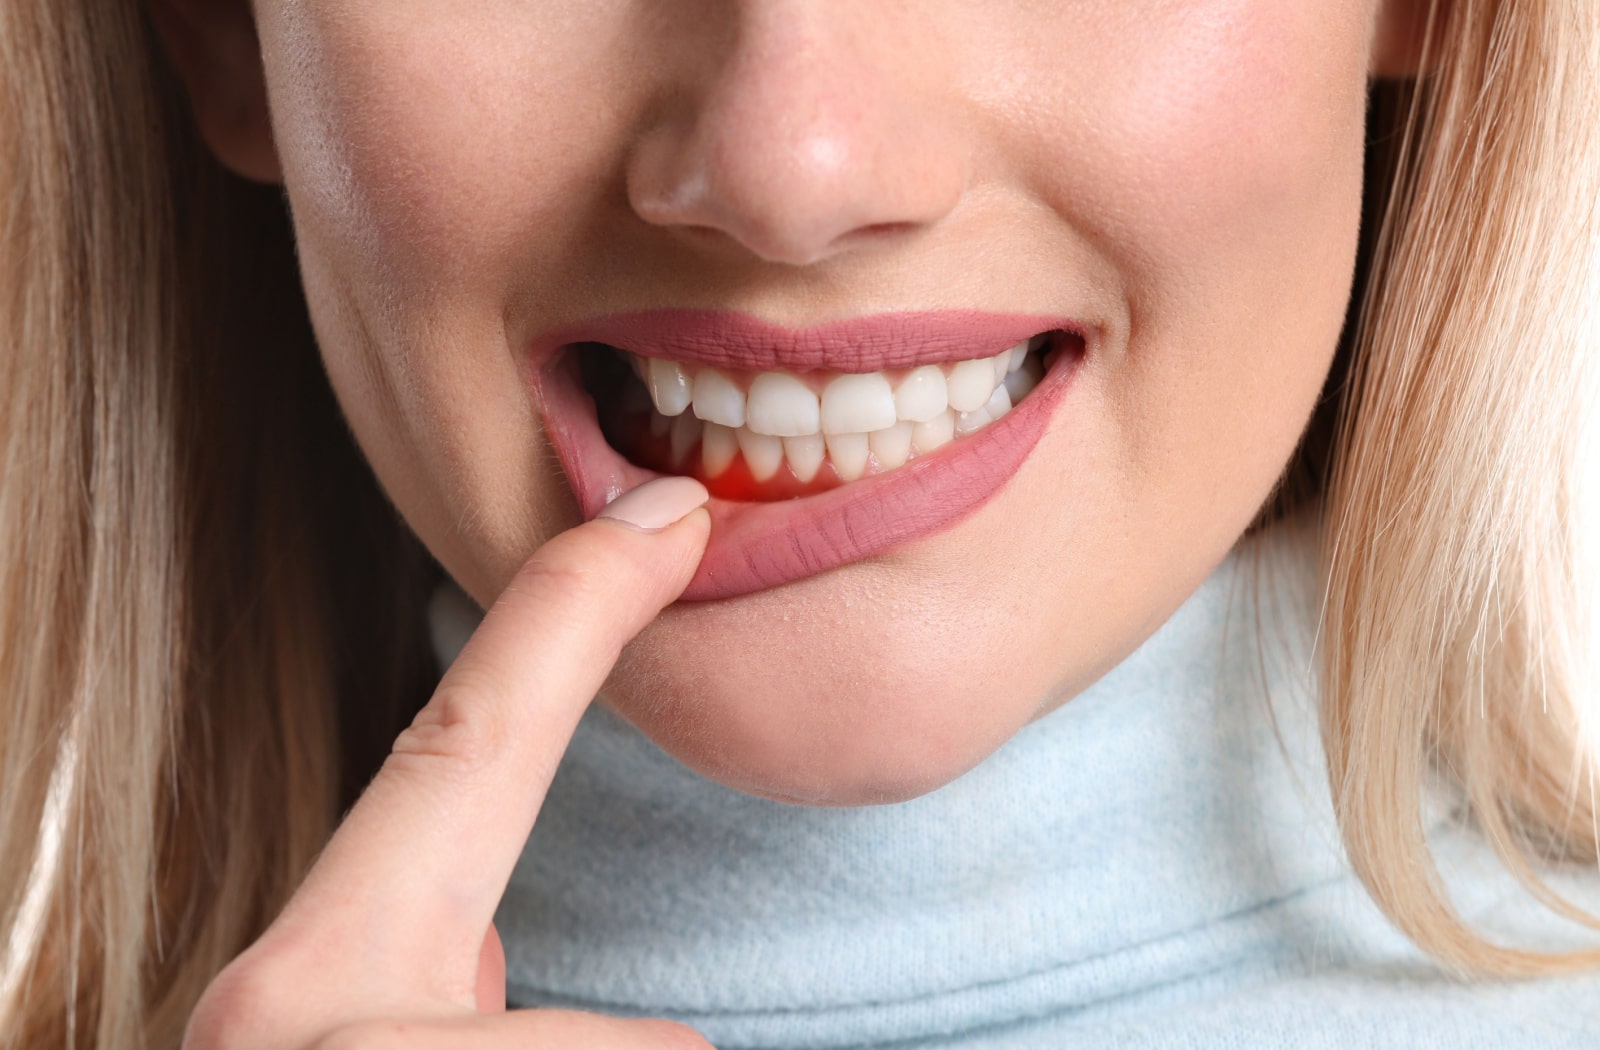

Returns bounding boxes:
[442,511,1374,1045]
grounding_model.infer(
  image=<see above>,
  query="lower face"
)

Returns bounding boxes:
[252,1,1376,804]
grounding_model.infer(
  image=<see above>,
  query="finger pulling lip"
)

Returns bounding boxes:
[525,311,1089,601]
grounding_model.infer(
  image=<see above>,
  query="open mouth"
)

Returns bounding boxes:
[528,311,1087,600]
[578,332,1062,501]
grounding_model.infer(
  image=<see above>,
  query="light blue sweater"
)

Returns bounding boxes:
[428,514,1600,1048]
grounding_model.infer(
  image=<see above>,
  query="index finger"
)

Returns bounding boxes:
[276,477,711,996]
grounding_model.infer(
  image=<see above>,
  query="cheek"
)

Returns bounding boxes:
[1029,2,1369,488]
[259,8,625,299]
[1073,3,1368,252]
[253,6,645,592]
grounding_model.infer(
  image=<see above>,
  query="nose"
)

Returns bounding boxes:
[625,4,971,267]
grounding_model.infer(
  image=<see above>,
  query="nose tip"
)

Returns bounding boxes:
[625,27,969,267]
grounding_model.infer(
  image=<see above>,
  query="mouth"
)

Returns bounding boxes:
[527,310,1087,600]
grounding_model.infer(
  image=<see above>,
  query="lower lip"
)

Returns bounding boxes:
[530,337,1085,601]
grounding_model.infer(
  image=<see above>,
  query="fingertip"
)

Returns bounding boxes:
[630,1017,718,1049]
[667,503,712,552]
[587,490,711,598]
[586,502,710,605]
[596,476,710,531]
[478,491,710,652]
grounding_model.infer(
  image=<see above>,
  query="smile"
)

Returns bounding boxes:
[526,310,1087,600]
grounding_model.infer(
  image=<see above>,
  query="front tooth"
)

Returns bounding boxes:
[670,412,703,468]
[692,368,746,428]
[912,411,955,455]
[869,421,914,472]
[946,357,995,413]
[647,358,693,416]
[746,372,821,437]
[825,432,870,482]
[784,433,825,483]
[894,366,948,423]
[736,427,783,481]
[701,422,738,475]
[820,373,897,435]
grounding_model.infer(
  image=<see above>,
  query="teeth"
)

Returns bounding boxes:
[945,357,996,413]
[669,411,702,469]
[784,433,826,482]
[954,404,991,436]
[1004,352,1045,402]
[692,368,745,428]
[912,411,956,455]
[893,366,948,423]
[825,432,870,482]
[747,372,821,437]
[735,427,784,481]
[984,383,1012,422]
[647,358,693,416]
[869,421,915,472]
[820,373,897,435]
[991,346,1014,385]
[701,422,738,476]
[619,337,1053,485]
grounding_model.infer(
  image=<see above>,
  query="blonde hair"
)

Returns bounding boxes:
[0,4,439,1047]
[1316,0,1600,974]
[0,0,1596,1046]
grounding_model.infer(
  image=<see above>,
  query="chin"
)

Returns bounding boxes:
[598,677,1018,807]
[597,574,1053,807]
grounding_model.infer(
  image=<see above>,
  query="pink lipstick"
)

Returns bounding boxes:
[525,310,1087,601]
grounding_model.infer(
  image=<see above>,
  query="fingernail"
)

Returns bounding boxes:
[597,477,710,532]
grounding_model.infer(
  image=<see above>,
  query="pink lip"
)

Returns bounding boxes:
[536,309,1070,373]
[525,310,1087,601]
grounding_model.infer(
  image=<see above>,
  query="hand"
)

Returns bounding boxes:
[184,477,716,1049]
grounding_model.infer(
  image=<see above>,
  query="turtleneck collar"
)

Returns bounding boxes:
[429,510,1430,1047]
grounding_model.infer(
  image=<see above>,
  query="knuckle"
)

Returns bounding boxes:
[390,676,509,781]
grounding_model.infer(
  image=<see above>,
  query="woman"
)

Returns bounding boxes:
[2,0,1598,1046]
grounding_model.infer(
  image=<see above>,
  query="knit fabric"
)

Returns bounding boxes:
[427,513,1600,1048]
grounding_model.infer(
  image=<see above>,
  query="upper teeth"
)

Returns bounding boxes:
[629,337,1042,438]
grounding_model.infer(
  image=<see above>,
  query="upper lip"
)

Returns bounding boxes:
[531,309,1087,374]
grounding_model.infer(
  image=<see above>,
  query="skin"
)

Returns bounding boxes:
[151,0,1434,1042]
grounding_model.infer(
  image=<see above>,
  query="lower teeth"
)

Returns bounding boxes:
[592,344,1051,496]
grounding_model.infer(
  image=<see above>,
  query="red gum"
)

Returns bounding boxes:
[525,312,1087,601]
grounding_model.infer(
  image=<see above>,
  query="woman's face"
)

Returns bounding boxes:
[186,1,1405,804]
